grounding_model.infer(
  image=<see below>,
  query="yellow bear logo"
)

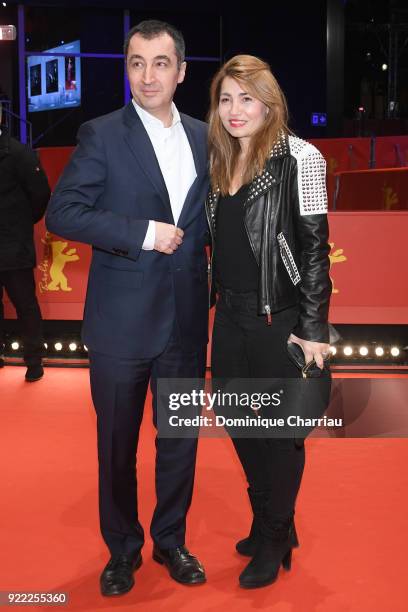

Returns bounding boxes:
[47,240,80,292]
[329,242,347,294]
[382,183,398,210]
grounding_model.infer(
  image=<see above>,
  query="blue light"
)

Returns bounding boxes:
[311,112,327,127]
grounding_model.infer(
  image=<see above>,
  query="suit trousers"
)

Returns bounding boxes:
[89,322,206,558]
[0,268,44,365]
[211,289,305,521]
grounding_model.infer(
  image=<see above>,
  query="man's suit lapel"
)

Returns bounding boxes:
[177,113,207,228]
[122,102,174,223]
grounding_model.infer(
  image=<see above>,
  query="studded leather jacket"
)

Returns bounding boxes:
[205,133,332,344]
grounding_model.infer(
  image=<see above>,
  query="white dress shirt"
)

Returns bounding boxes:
[132,100,197,250]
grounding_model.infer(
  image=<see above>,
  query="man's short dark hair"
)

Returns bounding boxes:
[124,20,185,67]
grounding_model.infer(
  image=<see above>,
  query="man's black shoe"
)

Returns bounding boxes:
[152,545,206,585]
[25,365,44,382]
[100,552,142,597]
[0,357,4,368]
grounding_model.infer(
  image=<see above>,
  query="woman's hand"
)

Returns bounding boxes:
[288,333,330,370]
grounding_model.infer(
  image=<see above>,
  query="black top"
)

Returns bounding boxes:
[215,183,259,292]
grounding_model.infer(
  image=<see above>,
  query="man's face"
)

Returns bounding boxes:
[126,32,186,121]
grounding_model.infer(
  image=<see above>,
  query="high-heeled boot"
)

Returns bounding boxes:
[235,488,264,556]
[239,508,295,589]
[236,488,299,557]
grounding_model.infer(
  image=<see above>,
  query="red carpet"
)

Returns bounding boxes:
[1,366,408,611]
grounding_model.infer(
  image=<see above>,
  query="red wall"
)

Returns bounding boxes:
[4,142,408,325]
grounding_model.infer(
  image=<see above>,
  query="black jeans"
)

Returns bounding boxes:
[211,288,305,521]
[0,268,44,366]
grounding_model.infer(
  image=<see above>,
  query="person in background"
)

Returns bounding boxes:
[206,54,331,589]
[0,121,50,381]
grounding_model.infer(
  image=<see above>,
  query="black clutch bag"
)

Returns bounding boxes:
[287,341,331,378]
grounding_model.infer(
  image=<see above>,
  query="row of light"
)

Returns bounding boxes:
[10,341,87,352]
[8,342,402,358]
[329,345,400,357]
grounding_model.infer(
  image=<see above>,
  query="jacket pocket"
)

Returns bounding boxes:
[277,232,301,286]
[99,265,144,289]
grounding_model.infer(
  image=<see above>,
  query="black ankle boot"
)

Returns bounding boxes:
[239,511,294,589]
[236,488,299,557]
[235,488,264,556]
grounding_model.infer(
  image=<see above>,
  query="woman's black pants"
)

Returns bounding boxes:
[211,289,305,522]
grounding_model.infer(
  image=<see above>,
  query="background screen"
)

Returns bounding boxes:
[27,40,81,113]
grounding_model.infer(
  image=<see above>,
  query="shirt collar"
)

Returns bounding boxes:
[132,99,181,130]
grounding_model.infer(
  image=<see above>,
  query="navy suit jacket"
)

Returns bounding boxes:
[46,102,210,358]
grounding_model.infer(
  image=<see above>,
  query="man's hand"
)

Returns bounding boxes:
[154,222,184,254]
[288,333,330,370]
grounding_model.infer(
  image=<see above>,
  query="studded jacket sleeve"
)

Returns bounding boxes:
[290,142,332,343]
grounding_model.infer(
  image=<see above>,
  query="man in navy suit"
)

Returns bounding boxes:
[46,20,209,595]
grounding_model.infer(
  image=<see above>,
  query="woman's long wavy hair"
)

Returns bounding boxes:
[208,55,289,195]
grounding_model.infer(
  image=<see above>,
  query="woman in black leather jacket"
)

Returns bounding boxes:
[206,55,332,589]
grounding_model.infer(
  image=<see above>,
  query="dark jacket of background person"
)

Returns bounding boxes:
[0,130,51,271]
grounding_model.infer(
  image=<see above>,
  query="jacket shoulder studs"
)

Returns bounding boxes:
[288,135,328,216]
[269,132,290,159]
